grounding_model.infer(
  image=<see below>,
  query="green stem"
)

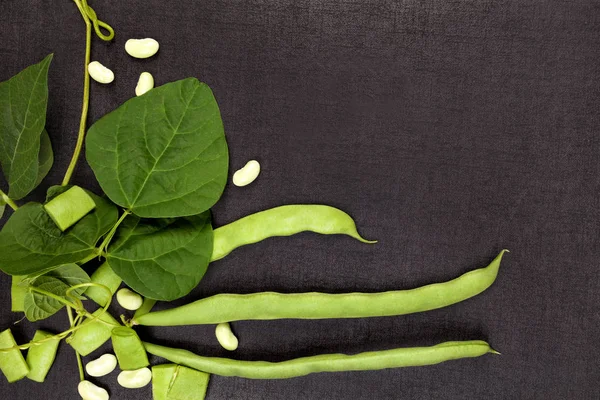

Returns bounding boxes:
[62,0,92,186]
[68,307,85,382]
[97,209,131,252]
[78,251,101,266]
[0,189,18,211]
[29,287,79,310]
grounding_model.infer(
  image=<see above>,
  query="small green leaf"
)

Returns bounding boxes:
[36,129,53,186]
[0,192,118,276]
[86,78,229,218]
[0,54,53,200]
[23,264,90,322]
[24,276,70,322]
[106,212,213,301]
[0,197,5,220]
[45,263,90,298]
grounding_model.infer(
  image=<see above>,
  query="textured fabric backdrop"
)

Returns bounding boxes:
[1,1,598,399]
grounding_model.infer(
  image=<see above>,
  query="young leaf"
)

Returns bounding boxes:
[24,276,71,322]
[106,211,213,301]
[23,264,91,321]
[86,78,229,218]
[36,129,54,186]
[45,263,90,298]
[0,192,118,276]
[0,54,53,200]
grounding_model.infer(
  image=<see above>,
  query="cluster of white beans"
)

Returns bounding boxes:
[77,287,150,399]
[87,38,158,96]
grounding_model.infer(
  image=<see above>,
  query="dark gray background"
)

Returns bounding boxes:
[1,0,598,399]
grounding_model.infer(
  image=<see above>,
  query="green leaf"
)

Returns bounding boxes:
[23,264,91,321]
[45,263,90,298]
[106,212,213,301]
[0,54,53,200]
[0,197,5,220]
[86,78,229,218]
[24,276,70,322]
[36,129,53,186]
[0,192,118,276]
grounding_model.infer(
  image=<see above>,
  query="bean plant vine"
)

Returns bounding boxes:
[0,1,508,399]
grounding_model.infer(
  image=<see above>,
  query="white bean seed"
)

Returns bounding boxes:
[117,367,152,389]
[116,288,144,311]
[78,380,109,400]
[85,354,117,377]
[135,72,154,96]
[232,160,261,187]
[125,38,160,58]
[215,322,239,351]
[87,61,114,84]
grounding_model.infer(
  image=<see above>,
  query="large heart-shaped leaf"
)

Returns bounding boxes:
[23,264,91,321]
[35,129,53,186]
[0,192,118,276]
[106,212,213,301]
[0,54,53,200]
[86,78,229,218]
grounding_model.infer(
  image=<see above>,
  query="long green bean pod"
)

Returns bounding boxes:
[135,250,506,326]
[144,340,497,379]
[211,205,375,261]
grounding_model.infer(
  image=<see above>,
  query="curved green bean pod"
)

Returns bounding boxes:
[144,340,497,379]
[135,250,506,326]
[211,205,375,261]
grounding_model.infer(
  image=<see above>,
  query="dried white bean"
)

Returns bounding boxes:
[215,322,239,351]
[117,367,152,389]
[125,38,159,59]
[232,160,260,187]
[87,61,114,84]
[116,288,143,311]
[135,72,154,96]
[78,380,109,400]
[85,354,117,377]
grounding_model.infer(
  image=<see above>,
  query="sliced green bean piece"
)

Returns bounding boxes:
[167,365,210,400]
[134,298,157,319]
[112,327,149,370]
[152,364,178,400]
[211,205,375,261]
[68,309,119,356]
[43,186,96,231]
[11,275,27,312]
[0,328,30,383]
[25,330,60,382]
[144,340,497,379]
[86,262,122,306]
[136,251,506,326]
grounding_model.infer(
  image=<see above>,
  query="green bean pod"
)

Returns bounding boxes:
[211,205,375,261]
[144,340,497,379]
[135,250,506,326]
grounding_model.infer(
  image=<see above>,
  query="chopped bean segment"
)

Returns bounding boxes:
[68,309,119,356]
[167,365,211,400]
[0,328,29,383]
[11,275,27,312]
[152,364,178,400]
[26,330,60,382]
[86,262,122,306]
[111,327,149,370]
